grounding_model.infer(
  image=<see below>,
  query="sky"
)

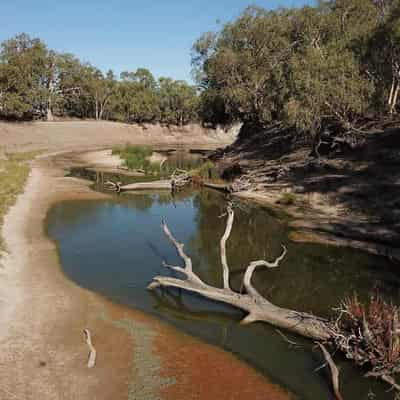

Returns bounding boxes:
[0,0,314,82]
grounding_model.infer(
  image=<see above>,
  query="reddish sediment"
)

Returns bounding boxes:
[153,324,293,400]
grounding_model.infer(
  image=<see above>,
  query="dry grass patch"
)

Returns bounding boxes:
[0,152,38,251]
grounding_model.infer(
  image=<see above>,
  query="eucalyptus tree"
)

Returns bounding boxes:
[192,0,399,143]
[193,6,297,127]
[117,68,160,123]
[367,1,400,113]
[87,68,116,120]
[285,1,377,133]
[158,77,198,125]
[0,33,48,119]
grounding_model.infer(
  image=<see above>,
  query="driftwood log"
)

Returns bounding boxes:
[104,169,192,193]
[120,180,172,191]
[83,329,96,368]
[148,206,332,340]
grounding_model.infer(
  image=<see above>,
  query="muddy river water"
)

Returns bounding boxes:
[46,157,399,399]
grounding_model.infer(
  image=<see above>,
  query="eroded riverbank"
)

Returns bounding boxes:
[215,125,400,263]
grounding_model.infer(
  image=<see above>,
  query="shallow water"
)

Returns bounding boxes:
[46,188,400,399]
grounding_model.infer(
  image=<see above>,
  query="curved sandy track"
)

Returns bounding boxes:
[0,123,291,399]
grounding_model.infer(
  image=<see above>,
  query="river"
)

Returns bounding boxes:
[46,178,399,399]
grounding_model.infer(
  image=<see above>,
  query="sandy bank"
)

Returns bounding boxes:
[0,121,237,155]
[0,150,292,400]
[234,190,400,263]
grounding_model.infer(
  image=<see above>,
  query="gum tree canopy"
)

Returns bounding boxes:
[192,0,400,138]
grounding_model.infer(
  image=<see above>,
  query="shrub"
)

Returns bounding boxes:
[277,192,297,206]
[113,145,156,172]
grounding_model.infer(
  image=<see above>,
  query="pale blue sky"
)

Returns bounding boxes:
[0,0,314,81]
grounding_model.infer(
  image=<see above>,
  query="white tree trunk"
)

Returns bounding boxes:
[389,79,395,108]
[46,105,54,122]
[95,98,99,121]
[390,82,399,114]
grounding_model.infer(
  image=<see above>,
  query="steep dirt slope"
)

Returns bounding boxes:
[216,124,400,260]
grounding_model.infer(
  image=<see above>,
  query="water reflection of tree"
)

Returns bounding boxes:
[186,190,400,318]
[156,188,194,206]
[188,189,287,289]
[47,200,115,232]
[120,193,155,212]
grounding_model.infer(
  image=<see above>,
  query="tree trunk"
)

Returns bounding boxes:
[95,93,99,120]
[389,78,395,108]
[390,81,399,114]
[99,105,104,120]
[46,54,56,122]
[46,102,54,122]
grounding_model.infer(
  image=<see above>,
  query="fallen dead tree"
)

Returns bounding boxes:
[120,180,172,191]
[148,205,331,340]
[103,169,192,193]
[171,168,192,190]
[148,205,400,397]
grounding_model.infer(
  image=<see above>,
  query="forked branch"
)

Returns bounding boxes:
[318,343,343,400]
[148,207,331,340]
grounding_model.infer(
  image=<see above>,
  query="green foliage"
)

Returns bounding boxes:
[192,0,400,137]
[0,152,38,250]
[3,1,400,128]
[0,35,199,124]
[158,77,199,125]
[0,34,49,119]
[113,145,160,173]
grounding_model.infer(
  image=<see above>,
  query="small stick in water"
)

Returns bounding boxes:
[318,343,343,400]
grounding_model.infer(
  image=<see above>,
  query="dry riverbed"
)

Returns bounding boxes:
[0,123,292,399]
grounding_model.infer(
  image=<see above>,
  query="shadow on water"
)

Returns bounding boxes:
[45,188,400,399]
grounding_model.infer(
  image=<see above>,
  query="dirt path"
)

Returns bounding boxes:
[0,123,291,399]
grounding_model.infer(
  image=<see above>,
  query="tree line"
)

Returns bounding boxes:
[192,0,400,140]
[0,34,198,125]
[1,1,399,136]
